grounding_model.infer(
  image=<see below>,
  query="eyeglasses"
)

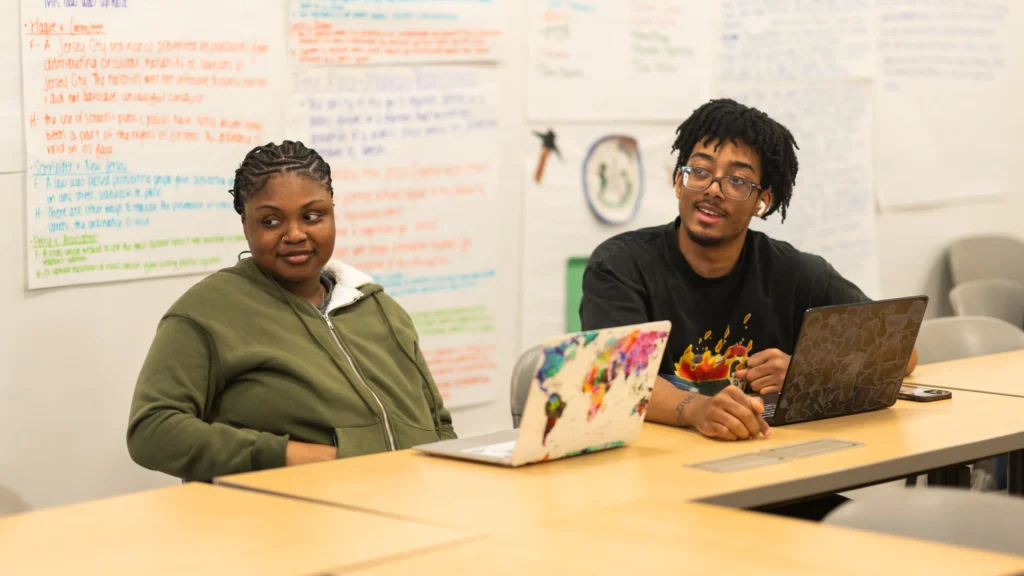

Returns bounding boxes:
[678,166,764,202]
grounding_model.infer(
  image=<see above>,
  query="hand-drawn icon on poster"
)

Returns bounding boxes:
[582,135,643,225]
[533,128,561,184]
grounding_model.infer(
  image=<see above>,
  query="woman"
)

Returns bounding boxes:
[127,141,456,481]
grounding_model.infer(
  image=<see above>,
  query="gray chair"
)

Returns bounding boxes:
[915,316,1024,365]
[948,235,1024,286]
[0,486,31,517]
[824,487,1024,556]
[510,345,543,429]
[949,279,1024,329]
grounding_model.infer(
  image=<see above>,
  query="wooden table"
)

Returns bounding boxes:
[337,502,1024,576]
[218,389,1024,529]
[906,350,1024,397]
[907,351,1024,493]
[0,482,471,575]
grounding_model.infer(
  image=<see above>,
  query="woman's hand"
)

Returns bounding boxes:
[285,441,337,467]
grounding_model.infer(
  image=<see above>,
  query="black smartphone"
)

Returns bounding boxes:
[898,385,952,402]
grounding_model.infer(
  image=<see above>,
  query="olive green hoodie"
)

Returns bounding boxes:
[127,258,456,482]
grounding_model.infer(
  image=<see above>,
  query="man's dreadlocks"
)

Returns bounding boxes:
[671,98,799,222]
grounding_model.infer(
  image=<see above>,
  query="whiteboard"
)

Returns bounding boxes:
[526,0,714,121]
[287,65,501,409]
[20,0,287,289]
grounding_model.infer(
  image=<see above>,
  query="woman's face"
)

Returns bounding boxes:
[241,173,335,292]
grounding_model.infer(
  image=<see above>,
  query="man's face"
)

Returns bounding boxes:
[676,138,772,248]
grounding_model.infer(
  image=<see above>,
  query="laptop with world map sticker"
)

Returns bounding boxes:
[415,321,671,467]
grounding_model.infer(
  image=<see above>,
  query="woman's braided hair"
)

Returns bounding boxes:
[229,141,333,215]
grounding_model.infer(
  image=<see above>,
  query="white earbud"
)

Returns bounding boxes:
[757,201,766,215]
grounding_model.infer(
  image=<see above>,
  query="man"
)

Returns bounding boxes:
[581,98,917,444]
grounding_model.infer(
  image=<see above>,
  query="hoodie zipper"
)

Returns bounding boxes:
[316,308,397,452]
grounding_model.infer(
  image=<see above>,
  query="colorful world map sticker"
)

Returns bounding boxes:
[582,135,644,225]
[536,329,667,445]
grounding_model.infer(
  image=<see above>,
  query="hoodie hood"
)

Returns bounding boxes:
[321,259,380,313]
[230,257,382,314]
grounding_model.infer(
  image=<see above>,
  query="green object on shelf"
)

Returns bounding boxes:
[566,256,589,333]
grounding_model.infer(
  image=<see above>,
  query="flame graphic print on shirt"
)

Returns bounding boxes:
[670,313,754,394]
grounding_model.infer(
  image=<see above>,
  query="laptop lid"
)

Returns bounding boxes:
[770,296,928,426]
[509,321,671,466]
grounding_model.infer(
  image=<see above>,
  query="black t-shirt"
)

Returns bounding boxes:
[580,218,869,395]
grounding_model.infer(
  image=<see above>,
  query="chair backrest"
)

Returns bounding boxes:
[0,486,31,518]
[915,316,1024,365]
[510,345,543,429]
[948,235,1024,286]
[824,487,1024,557]
[949,279,1024,328]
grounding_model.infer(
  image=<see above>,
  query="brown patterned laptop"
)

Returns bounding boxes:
[760,296,928,426]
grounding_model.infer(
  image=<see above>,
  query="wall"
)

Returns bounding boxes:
[1,1,1020,511]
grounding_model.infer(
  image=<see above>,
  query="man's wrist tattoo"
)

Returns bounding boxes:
[675,394,697,426]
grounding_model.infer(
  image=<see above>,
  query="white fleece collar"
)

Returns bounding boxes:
[321,260,375,313]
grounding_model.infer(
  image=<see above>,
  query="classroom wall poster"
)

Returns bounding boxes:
[717,0,875,83]
[713,1,880,295]
[20,0,287,289]
[289,0,503,66]
[720,81,882,297]
[287,65,501,408]
[526,0,714,121]
[874,0,1009,209]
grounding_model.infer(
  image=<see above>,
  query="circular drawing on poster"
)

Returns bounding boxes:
[582,135,644,225]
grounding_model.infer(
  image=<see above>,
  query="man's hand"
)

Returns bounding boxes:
[688,386,771,441]
[644,378,770,441]
[735,348,791,394]
[285,441,337,467]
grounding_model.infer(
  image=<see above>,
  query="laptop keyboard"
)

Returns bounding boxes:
[462,440,516,460]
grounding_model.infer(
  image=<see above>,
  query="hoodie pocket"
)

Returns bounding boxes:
[391,419,442,450]
[333,423,391,459]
